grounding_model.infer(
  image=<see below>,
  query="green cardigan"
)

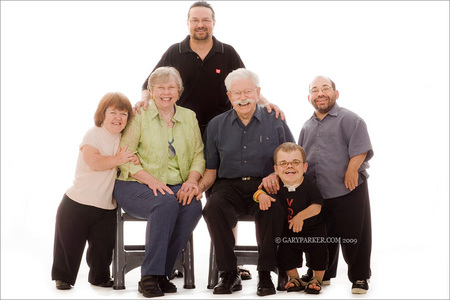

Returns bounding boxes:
[117,101,205,183]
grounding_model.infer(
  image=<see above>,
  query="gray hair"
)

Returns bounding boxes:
[224,68,260,91]
[147,66,184,96]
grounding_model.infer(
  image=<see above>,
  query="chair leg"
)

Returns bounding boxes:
[276,269,288,291]
[182,235,195,289]
[113,208,126,290]
[207,240,219,289]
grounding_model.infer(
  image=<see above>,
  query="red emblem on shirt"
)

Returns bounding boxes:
[216,69,221,74]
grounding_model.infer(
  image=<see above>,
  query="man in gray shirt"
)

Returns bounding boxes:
[298,75,373,294]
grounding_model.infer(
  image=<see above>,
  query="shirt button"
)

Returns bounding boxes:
[243,146,247,149]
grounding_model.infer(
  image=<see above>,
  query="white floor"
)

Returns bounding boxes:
[1,214,449,300]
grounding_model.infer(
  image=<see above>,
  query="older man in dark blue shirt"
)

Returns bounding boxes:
[198,68,294,296]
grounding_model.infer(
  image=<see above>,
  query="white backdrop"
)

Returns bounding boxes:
[1,1,449,299]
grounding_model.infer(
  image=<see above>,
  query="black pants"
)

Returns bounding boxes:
[51,194,116,285]
[203,178,285,272]
[307,179,372,282]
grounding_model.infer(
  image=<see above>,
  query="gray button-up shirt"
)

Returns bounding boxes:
[205,105,295,179]
[298,103,373,199]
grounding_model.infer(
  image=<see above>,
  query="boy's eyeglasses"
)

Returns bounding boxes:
[277,160,303,168]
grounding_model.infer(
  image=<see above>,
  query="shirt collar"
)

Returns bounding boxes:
[147,101,182,124]
[230,105,264,125]
[179,35,224,54]
[311,103,340,121]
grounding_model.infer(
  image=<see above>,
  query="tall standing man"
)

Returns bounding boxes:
[138,1,283,136]
[297,76,374,294]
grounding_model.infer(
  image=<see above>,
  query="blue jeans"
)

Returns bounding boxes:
[113,180,202,276]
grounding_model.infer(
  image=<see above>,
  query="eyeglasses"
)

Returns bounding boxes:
[154,85,178,93]
[168,138,176,158]
[309,86,333,94]
[189,18,213,25]
[229,88,257,98]
[277,160,303,168]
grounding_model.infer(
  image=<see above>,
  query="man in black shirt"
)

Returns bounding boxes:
[137,1,283,136]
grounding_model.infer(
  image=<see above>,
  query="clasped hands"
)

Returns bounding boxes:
[146,178,200,205]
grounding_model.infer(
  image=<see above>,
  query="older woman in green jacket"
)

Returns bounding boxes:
[113,67,205,298]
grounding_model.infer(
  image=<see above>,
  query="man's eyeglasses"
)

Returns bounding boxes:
[189,19,212,25]
[310,86,333,94]
[277,160,303,168]
[229,88,257,98]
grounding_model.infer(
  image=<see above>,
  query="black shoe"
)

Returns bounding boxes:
[158,276,177,293]
[257,271,276,296]
[301,273,331,286]
[213,270,242,294]
[91,279,114,287]
[138,275,164,298]
[55,280,71,290]
[352,279,369,294]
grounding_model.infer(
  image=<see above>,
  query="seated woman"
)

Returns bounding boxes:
[52,92,136,290]
[113,66,205,298]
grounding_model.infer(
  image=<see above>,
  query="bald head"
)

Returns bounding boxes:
[309,76,336,91]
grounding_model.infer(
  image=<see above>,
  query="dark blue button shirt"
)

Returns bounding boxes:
[205,105,295,179]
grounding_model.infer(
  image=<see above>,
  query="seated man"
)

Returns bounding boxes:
[197,68,295,296]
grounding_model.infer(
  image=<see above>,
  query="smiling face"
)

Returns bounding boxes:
[188,7,215,41]
[102,106,128,135]
[308,76,339,119]
[227,77,260,121]
[274,149,308,186]
[151,77,180,111]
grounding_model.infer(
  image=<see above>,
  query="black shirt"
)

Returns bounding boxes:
[273,175,325,235]
[143,35,245,134]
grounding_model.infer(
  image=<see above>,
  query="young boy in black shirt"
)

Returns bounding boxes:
[254,142,328,294]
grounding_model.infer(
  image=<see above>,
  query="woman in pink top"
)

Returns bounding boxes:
[51,92,138,290]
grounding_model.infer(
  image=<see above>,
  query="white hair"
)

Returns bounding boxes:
[224,68,260,91]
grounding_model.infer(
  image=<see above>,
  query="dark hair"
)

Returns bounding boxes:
[94,92,133,128]
[188,1,215,20]
[329,77,336,90]
[273,142,306,164]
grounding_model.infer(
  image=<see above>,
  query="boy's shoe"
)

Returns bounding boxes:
[300,273,330,286]
[351,279,369,294]
[257,271,276,296]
